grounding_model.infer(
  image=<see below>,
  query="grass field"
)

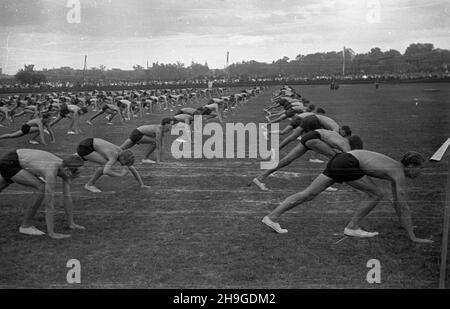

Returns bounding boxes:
[0,83,449,288]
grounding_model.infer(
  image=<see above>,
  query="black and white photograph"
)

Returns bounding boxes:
[0,0,449,293]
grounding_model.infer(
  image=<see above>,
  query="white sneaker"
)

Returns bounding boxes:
[19,226,45,236]
[262,216,288,234]
[107,122,113,125]
[86,120,93,126]
[325,186,338,192]
[29,140,39,145]
[344,228,379,238]
[141,159,156,164]
[309,158,325,163]
[84,184,102,193]
[67,131,76,135]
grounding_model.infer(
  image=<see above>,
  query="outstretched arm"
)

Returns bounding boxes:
[45,123,55,143]
[279,127,303,150]
[156,130,163,162]
[43,175,71,239]
[62,179,84,230]
[391,180,432,243]
[128,166,150,188]
[103,158,128,177]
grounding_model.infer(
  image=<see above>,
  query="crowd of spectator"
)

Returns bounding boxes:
[1,71,449,92]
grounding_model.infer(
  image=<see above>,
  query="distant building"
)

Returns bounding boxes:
[0,67,2,75]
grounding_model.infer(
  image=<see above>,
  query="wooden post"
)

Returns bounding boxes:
[439,159,450,288]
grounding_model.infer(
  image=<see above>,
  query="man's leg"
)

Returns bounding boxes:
[345,176,385,231]
[83,152,109,191]
[263,174,335,233]
[0,130,24,139]
[86,167,105,187]
[10,170,46,233]
[119,138,135,150]
[142,141,157,163]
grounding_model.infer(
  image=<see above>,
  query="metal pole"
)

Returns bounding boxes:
[439,159,450,288]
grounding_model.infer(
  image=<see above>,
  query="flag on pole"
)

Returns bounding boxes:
[226,51,229,67]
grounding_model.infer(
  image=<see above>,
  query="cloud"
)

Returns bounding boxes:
[0,0,449,74]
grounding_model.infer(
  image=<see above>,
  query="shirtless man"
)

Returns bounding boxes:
[203,99,225,123]
[49,103,88,134]
[0,113,54,145]
[87,101,123,125]
[76,138,151,193]
[120,118,173,164]
[0,149,85,239]
[262,150,433,244]
[253,129,352,191]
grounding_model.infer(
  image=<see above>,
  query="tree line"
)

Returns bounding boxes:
[13,43,450,84]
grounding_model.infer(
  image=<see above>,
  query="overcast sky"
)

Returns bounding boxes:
[0,0,449,74]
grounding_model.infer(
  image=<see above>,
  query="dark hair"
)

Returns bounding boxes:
[348,135,363,150]
[80,107,88,114]
[300,115,322,132]
[307,104,316,111]
[400,151,425,167]
[62,155,84,169]
[316,108,326,114]
[161,117,172,125]
[340,125,352,137]
[41,112,51,119]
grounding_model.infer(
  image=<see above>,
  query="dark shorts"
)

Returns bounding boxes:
[101,105,109,112]
[300,130,321,149]
[77,138,95,160]
[129,129,144,144]
[0,151,22,184]
[290,117,303,129]
[301,115,322,132]
[175,110,184,116]
[202,108,212,115]
[323,153,365,183]
[21,124,31,135]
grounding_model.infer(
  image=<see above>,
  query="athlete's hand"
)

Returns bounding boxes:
[411,237,433,244]
[69,223,86,230]
[49,233,71,239]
